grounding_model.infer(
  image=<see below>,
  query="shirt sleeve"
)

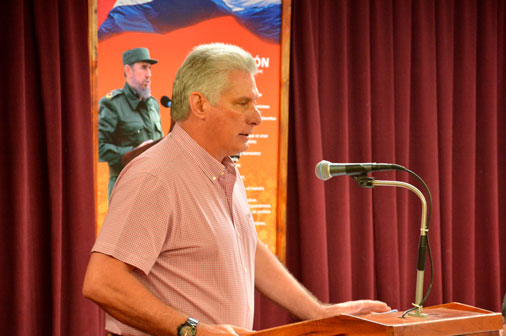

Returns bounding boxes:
[98,98,135,167]
[92,169,171,274]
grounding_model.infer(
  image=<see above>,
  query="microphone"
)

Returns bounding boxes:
[315,160,403,181]
[160,96,171,108]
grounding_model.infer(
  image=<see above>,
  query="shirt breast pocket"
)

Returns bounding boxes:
[120,119,144,144]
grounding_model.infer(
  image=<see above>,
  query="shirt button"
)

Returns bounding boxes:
[212,176,217,181]
[243,267,248,273]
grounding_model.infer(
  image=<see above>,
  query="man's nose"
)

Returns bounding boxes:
[248,104,262,126]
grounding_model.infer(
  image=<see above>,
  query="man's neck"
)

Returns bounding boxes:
[177,121,226,163]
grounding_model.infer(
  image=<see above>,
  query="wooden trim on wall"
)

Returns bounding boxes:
[89,0,99,232]
[276,0,291,264]
[88,0,292,246]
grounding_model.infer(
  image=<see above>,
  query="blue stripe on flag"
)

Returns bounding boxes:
[99,0,281,42]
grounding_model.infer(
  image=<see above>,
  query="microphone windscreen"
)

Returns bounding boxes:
[160,96,171,108]
[315,160,332,181]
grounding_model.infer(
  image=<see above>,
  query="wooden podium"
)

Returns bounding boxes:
[249,303,503,336]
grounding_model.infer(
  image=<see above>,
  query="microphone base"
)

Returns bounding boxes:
[408,308,427,318]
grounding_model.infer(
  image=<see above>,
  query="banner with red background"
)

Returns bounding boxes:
[95,0,286,255]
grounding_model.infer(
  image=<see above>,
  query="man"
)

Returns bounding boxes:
[83,43,390,336]
[502,293,506,335]
[98,47,164,198]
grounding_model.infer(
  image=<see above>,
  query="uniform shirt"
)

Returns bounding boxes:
[92,124,258,335]
[98,82,163,179]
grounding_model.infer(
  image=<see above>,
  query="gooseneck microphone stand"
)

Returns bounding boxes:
[353,174,429,318]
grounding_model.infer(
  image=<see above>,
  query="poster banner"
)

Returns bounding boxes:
[96,0,283,254]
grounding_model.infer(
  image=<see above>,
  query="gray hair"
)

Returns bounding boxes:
[171,43,258,121]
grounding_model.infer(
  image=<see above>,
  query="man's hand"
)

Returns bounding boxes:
[319,300,391,317]
[136,139,154,149]
[196,323,252,336]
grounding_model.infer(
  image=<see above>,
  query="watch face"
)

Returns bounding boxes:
[179,325,194,336]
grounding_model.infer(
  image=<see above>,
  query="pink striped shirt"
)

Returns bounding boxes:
[92,124,257,335]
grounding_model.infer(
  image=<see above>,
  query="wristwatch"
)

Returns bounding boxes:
[177,317,198,336]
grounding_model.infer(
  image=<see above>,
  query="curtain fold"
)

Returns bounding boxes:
[1,0,101,334]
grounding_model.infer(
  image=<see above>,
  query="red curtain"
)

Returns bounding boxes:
[0,0,101,334]
[254,0,506,330]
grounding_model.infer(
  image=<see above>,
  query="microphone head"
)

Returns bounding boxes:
[160,96,172,108]
[315,160,332,181]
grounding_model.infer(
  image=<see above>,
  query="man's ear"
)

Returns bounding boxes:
[188,92,208,120]
[124,64,132,78]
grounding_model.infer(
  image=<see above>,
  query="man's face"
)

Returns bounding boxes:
[126,61,152,99]
[205,70,262,161]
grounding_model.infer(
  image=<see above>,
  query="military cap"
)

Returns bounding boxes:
[122,47,158,65]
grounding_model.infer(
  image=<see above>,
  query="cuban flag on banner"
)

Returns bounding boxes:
[99,0,282,42]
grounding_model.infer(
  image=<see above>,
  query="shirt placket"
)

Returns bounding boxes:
[218,168,253,320]
[218,168,235,224]
[138,101,154,139]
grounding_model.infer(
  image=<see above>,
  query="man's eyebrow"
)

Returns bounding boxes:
[235,96,254,102]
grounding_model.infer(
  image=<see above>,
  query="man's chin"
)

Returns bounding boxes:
[131,82,151,99]
[239,145,249,154]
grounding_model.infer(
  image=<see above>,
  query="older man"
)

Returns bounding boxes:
[98,47,164,198]
[83,43,390,336]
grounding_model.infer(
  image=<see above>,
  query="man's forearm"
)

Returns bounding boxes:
[254,241,327,320]
[83,252,186,336]
[254,242,391,319]
[98,142,135,167]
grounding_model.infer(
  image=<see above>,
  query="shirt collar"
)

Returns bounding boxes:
[171,124,236,183]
